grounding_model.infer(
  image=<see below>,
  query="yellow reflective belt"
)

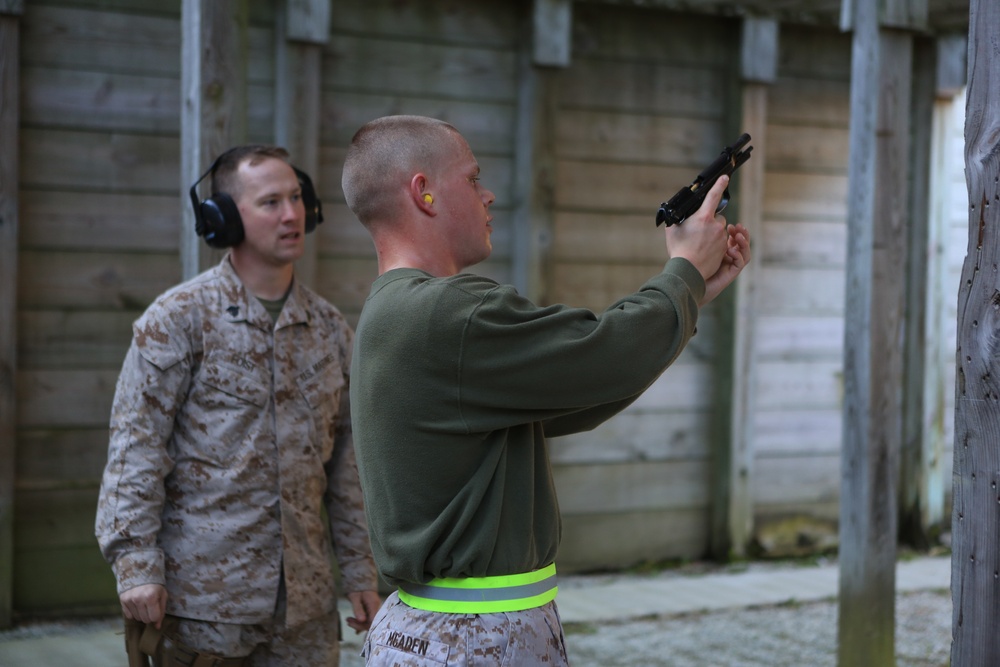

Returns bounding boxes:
[397,563,558,614]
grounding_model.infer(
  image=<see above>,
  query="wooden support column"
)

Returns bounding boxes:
[275,0,329,289]
[512,2,564,301]
[709,17,776,560]
[0,0,23,630]
[837,0,924,664]
[533,0,571,68]
[952,0,1000,662]
[181,0,249,280]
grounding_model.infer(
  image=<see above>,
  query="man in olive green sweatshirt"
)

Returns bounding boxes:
[342,115,751,666]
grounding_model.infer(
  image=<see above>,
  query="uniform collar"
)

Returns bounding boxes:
[217,255,311,330]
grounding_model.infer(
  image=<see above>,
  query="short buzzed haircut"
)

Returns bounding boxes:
[341,116,461,226]
[211,145,291,201]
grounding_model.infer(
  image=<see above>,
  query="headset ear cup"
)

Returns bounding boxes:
[296,168,323,234]
[199,194,244,248]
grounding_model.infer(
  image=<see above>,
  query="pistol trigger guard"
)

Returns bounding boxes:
[716,188,731,215]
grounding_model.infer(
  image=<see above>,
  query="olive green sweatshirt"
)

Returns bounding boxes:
[350,257,704,586]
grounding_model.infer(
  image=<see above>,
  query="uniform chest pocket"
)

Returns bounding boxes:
[296,354,344,412]
[183,362,270,465]
[296,357,345,411]
[198,361,269,408]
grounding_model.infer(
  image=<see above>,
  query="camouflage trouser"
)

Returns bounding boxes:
[168,608,340,667]
[361,591,569,666]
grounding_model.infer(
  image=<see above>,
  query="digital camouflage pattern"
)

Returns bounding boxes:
[168,605,340,666]
[361,592,569,666]
[96,256,376,629]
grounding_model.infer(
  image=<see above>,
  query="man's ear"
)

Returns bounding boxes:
[410,174,435,215]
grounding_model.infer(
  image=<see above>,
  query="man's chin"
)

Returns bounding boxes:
[277,244,305,265]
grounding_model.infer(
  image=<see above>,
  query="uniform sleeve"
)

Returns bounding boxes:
[323,325,378,594]
[95,315,191,595]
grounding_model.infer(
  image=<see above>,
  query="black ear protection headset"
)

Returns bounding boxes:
[189,152,324,249]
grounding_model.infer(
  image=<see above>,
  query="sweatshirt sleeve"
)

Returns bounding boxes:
[454,257,704,433]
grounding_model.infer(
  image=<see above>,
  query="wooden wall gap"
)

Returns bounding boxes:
[0,2,23,630]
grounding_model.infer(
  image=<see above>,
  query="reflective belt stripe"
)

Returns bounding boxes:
[397,564,558,614]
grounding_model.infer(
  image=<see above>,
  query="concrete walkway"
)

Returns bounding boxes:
[556,555,950,624]
[0,556,951,667]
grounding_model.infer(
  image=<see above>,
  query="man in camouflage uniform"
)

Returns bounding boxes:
[96,145,380,666]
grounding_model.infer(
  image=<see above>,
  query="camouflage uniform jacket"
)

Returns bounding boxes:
[96,256,377,628]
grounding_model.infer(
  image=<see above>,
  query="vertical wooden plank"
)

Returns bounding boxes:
[951,0,1000,663]
[740,18,778,83]
[844,0,930,31]
[837,2,915,664]
[512,15,557,303]
[181,0,249,280]
[936,33,967,96]
[285,0,329,44]
[709,17,776,560]
[917,95,953,539]
[0,10,21,630]
[275,0,327,289]
[533,0,571,68]
[918,41,967,537]
[883,0,928,30]
[899,37,936,549]
[717,83,767,560]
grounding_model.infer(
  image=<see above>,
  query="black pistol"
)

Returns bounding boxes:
[655,133,753,227]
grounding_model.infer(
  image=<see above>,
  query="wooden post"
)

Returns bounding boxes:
[837,0,922,664]
[512,7,560,302]
[709,17,775,560]
[181,0,249,280]
[952,0,1000,662]
[0,1,23,630]
[275,0,329,289]
[533,0,571,68]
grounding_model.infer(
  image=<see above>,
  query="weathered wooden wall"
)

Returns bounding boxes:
[17,0,185,613]
[13,0,526,615]
[750,25,851,527]
[9,0,962,615]
[544,5,741,569]
[314,0,521,324]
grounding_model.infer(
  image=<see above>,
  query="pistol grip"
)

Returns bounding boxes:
[716,188,731,215]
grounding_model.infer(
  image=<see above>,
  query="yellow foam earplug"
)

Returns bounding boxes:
[423,194,433,204]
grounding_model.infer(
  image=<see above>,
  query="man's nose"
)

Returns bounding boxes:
[282,199,303,221]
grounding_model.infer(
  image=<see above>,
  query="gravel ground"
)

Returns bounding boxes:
[561,589,951,667]
[1,566,952,667]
